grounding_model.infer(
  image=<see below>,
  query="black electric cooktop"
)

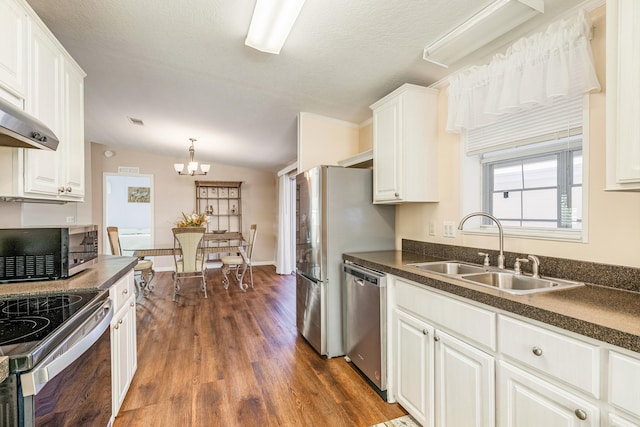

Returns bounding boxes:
[0,289,102,371]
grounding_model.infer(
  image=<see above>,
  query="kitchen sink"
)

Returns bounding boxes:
[461,272,584,295]
[407,261,487,275]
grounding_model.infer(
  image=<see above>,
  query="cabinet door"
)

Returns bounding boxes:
[606,0,640,189]
[609,351,640,418]
[61,59,84,198]
[609,413,640,427]
[394,308,434,427]
[497,361,599,427]
[435,330,495,427]
[373,97,402,202]
[124,296,137,386]
[112,295,137,417]
[0,0,26,98]
[24,20,63,196]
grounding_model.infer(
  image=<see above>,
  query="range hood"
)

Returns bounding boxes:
[0,97,59,150]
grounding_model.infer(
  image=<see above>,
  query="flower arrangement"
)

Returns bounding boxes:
[177,212,208,227]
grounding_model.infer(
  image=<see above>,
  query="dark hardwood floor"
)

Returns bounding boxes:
[114,266,407,427]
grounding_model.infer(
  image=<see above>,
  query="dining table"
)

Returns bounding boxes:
[131,231,251,295]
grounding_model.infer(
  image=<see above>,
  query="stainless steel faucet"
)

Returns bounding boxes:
[458,212,505,269]
[527,255,541,278]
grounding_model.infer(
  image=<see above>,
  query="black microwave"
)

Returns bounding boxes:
[0,225,98,283]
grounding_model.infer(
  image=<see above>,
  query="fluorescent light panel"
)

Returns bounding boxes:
[245,0,307,54]
[423,0,544,68]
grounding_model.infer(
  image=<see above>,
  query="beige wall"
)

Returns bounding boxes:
[396,5,640,268]
[359,119,373,152]
[297,112,359,172]
[91,143,277,269]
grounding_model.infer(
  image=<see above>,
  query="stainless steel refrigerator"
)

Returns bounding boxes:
[296,165,395,358]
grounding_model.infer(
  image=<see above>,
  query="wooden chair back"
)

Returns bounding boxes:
[106,226,122,256]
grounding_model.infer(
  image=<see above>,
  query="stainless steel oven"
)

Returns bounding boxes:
[0,289,113,427]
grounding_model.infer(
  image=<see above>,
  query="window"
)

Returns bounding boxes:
[461,94,588,241]
[482,139,582,230]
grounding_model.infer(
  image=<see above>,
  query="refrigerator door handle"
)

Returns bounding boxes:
[296,269,320,284]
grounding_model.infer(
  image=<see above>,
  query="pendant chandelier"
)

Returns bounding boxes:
[174,138,210,176]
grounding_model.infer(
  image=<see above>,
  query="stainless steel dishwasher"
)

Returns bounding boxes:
[342,262,387,400]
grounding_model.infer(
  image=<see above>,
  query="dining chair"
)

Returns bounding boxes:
[172,227,207,302]
[106,226,154,296]
[221,224,257,290]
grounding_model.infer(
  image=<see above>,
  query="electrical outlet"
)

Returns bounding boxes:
[443,221,456,238]
[429,221,436,236]
[66,216,75,224]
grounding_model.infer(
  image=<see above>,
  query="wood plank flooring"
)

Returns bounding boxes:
[114,266,407,427]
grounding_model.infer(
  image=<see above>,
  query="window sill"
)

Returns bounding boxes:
[460,226,586,243]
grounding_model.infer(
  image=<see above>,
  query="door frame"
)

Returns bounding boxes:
[102,172,154,255]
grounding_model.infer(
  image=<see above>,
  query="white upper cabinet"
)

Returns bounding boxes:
[371,84,439,204]
[61,57,85,198]
[0,0,85,202]
[0,0,27,103]
[606,0,640,190]
[24,19,63,197]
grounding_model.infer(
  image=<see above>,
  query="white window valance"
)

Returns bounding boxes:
[446,9,601,133]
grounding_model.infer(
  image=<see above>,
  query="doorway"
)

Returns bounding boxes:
[103,173,154,255]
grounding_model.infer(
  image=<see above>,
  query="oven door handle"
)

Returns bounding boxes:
[20,299,114,397]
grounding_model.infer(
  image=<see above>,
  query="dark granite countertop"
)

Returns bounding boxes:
[344,250,640,354]
[0,255,138,297]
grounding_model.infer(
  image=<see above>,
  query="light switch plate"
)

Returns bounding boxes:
[443,221,456,238]
[429,221,436,236]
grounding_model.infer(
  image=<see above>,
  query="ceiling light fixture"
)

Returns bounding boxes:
[245,0,307,54]
[174,138,210,176]
[423,0,544,68]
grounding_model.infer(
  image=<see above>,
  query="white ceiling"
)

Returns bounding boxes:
[26,0,587,172]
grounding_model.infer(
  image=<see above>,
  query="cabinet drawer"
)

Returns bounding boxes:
[498,315,600,397]
[609,351,640,418]
[110,271,134,312]
[394,277,496,351]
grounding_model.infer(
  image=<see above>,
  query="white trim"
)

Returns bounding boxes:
[359,117,373,128]
[460,226,583,243]
[277,161,297,177]
[337,149,373,167]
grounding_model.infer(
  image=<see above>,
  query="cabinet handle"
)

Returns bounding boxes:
[118,319,123,325]
[123,289,128,295]
[574,409,587,420]
[66,186,72,193]
[532,346,543,356]
[130,302,135,307]
[422,329,429,336]
[58,186,65,193]
[114,324,119,330]
[434,335,440,342]
[394,192,400,197]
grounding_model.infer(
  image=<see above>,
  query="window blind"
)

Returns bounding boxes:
[466,94,583,156]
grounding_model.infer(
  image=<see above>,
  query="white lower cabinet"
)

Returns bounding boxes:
[388,273,640,427]
[435,330,494,427]
[395,309,434,427]
[110,271,138,418]
[609,413,640,427]
[392,277,495,427]
[497,360,599,427]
